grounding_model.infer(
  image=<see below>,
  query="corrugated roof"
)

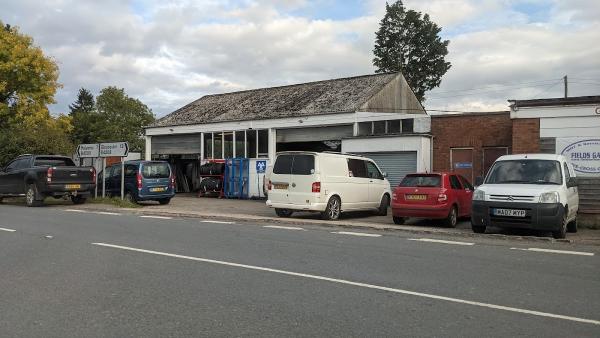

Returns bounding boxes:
[149,73,399,128]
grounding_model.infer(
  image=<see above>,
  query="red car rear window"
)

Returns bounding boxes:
[399,175,441,187]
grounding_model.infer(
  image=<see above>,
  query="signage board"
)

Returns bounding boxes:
[77,144,99,158]
[454,162,473,169]
[256,160,267,173]
[99,142,129,157]
[558,138,600,176]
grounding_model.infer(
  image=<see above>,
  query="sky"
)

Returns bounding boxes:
[3,0,600,117]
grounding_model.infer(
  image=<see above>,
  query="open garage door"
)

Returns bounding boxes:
[354,152,417,188]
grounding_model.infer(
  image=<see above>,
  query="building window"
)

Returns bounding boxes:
[235,131,245,157]
[224,132,233,158]
[387,120,401,134]
[247,130,257,158]
[214,132,223,159]
[204,133,213,159]
[373,121,386,134]
[258,129,269,158]
[402,119,414,133]
[358,122,372,136]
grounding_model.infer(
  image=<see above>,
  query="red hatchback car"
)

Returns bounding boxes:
[391,173,474,227]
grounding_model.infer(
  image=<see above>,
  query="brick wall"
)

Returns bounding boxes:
[432,112,512,177]
[512,118,540,153]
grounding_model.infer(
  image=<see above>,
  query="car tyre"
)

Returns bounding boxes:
[393,216,405,225]
[567,218,578,233]
[471,223,486,234]
[71,195,87,205]
[444,206,458,228]
[552,213,567,239]
[376,195,389,216]
[26,184,43,207]
[125,191,138,204]
[158,198,171,205]
[275,208,293,218]
[322,196,341,221]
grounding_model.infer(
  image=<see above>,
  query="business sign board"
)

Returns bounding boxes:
[99,142,129,158]
[558,138,600,176]
[77,144,100,158]
[454,162,472,169]
[256,160,267,173]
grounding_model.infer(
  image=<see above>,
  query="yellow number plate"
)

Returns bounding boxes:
[65,184,81,190]
[405,194,427,200]
[150,187,166,192]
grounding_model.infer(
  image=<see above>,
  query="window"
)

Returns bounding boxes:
[273,155,293,175]
[247,130,257,158]
[348,159,368,178]
[235,131,245,157]
[204,133,213,159]
[224,132,233,158]
[563,162,571,181]
[15,157,31,170]
[449,175,463,189]
[112,165,122,178]
[273,155,314,175]
[486,160,562,185]
[400,174,441,187]
[258,130,269,157]
[33,157,73,167]
[358,122,372,136]
[142,162,171,178]
[387,120,401,134]
[5,160,20,172]
[366,161,383,179]
[125,164,137,177]
[459,175,474,190]
[214,132,223,159]
[402,119,414,133]
[373,121,386,134]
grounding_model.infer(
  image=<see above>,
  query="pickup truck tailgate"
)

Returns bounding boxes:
[48,166,95,184]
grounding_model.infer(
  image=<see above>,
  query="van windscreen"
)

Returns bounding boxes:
[400,175,441,187]
[273,154,314,175]
[142,163,170,178]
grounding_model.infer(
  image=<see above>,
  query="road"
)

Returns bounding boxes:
[1,204,599,337]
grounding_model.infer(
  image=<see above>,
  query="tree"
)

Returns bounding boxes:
[94,86,155,152]
[373,1,451,102]
[69,88,97,144]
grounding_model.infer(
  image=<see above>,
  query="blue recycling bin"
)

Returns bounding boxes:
[224,158,249,199]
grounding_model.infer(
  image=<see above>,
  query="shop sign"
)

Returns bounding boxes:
[454,162,472,169]
[558,138,600,175]
[256,160,267,173]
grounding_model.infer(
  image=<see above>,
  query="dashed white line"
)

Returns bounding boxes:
[140,215,173,220]
[263,225,306,231]
[408,238,475,246]
[332,231,381,237]
[201,220,235,224]
[510,247,594,256]
[64,209,89,213]
[91,242,600,326]
[0,227,16,232]
[95,211,121,216]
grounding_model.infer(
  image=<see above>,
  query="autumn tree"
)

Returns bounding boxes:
[373,1,451,102]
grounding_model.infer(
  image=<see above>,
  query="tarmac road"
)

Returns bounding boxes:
[1,204,599,337]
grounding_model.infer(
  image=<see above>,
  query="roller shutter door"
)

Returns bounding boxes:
[151,134,201,155]
[355,152,417,187]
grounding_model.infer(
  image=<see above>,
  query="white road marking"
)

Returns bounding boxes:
[263,225,306,231]
[0,227,16,232]
[91,242,600,326]
[201,220,235,224]
[408,238,475,246]
[95,211,121,216]
[140,215,173,220]
[64,209,89,213]
[510,247,594,256]
[332,231,381,237]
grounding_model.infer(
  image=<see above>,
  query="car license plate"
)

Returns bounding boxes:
[150,187,166,192]
[405,194,427,200]
[273,183,289,190]
[65,184,81,190]
[493,208,526,217]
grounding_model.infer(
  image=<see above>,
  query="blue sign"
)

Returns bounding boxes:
[256,160,267,173]
[455,162,472,169]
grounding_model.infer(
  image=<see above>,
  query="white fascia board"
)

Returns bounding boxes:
[354,112,427,123]
[511,104,600,119]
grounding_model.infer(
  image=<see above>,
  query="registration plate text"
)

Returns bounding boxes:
[150,187,166,192]
[65,184,81,190]
[273,184,289,190]
[405,194,427,201]
[493,208,526,217]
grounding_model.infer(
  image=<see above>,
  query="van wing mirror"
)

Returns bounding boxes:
[567,177,578,188]
[475,176,484,186]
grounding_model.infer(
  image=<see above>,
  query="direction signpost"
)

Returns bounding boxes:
[77,142,129,200]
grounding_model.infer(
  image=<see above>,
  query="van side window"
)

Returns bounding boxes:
[291,155,314,175]
[347,159,368,178]
[273,155,293,175]
[366,161,383,179]
[112,166,122,178]
[449,175,463,189]
[125,165,137,177]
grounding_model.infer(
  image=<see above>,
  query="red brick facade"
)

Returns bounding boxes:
[432,112,513,178]
[512,118,540,154]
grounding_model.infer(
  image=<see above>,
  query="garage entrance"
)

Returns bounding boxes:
[354,152,417,187]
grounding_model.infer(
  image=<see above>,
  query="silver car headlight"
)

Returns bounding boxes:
[539,191,559,204]
[473,189,485,201]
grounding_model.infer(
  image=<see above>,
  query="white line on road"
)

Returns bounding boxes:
[64,209,89,213]
[408,238,474,246]
[91,242,600,326]
[0,227,16,232]
[201,220,235,224]
[140,215,173,220]
[95,211,121,216]
[510,247,594,256]
[332,231,381,237]
[263,225,306,231]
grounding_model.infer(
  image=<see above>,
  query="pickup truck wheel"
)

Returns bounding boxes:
[552,214,567,239]
[71,195,87,205]
[26,184,43,207]
[567,218,578,233]
[275,208,293,218]
[444,206,458,228]
[376,195,389,216]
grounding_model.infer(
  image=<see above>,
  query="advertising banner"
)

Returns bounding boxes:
[557,138,600,177]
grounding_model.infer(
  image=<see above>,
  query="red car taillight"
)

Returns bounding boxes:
[136,172,143,190]
[312,182,321,193]
[91,168,96,184]
[46,167,54,183]
[392,193,397,201]
[438,193,448,203]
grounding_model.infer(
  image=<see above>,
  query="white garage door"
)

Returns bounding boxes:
[355,152,417,187]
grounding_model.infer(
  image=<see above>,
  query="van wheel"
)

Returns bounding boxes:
[376,195,389,216]
[71,196,87,205]
[567,218,578,233]
[26,184,43,207]
[552,213,567,239]
[444,206,458,228]
[472,223,486,234]
[125,192,138,204]
[322,196,341,220]
[393,216,405,225]
[275,208,293,218]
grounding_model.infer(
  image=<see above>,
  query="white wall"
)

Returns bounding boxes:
[540,116,600,138]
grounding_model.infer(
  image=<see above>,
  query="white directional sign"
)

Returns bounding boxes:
[77,144,100,158]
[99,142,129,157]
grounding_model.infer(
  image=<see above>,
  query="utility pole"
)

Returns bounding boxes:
[563,75,568,98]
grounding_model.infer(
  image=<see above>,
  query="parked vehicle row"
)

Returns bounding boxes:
[267,152,579,239]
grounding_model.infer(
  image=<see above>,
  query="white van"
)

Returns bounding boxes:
[471,154,579,239]
[266,152,392,220]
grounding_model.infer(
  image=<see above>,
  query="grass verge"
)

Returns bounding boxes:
[88,197,141,208]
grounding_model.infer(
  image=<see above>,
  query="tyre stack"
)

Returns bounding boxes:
[198,162,225,197]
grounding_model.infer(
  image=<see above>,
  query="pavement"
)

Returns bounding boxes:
[1,203,599,337]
